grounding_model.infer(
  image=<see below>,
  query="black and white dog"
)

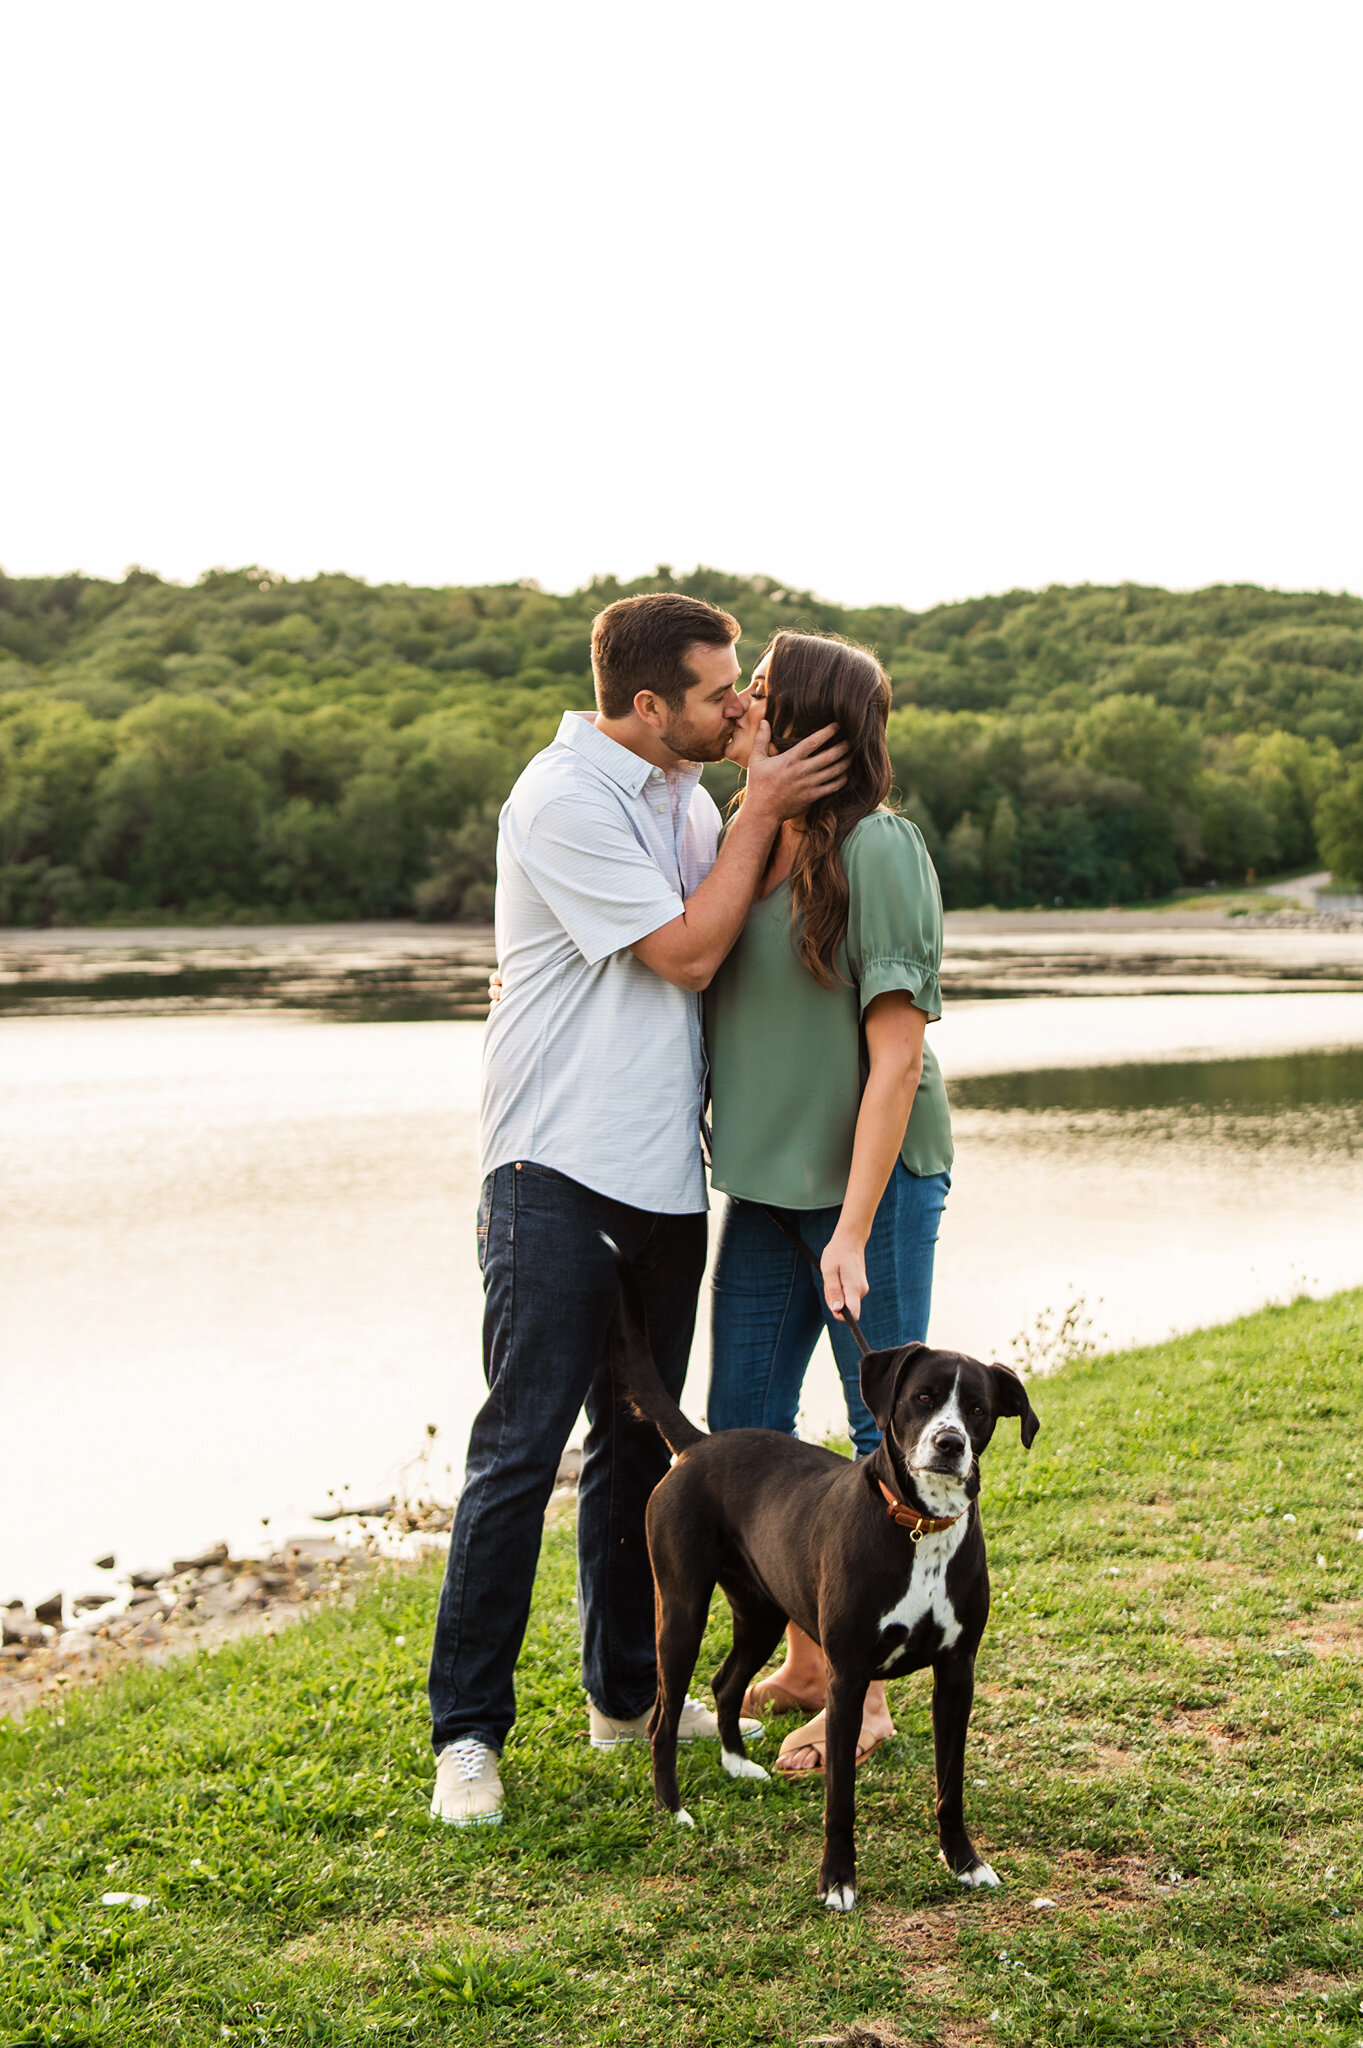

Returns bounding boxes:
[607,1251,1039,1912]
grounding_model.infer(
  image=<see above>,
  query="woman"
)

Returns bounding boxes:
[704,629,953,1774]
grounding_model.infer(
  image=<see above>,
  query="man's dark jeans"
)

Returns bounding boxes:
[428,1161,707,1755]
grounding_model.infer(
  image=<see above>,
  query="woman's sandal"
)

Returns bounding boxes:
[772,1718,889,1776]
[740,1677,820,1718]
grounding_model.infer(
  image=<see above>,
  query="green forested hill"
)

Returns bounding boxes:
[2,565,1361,924]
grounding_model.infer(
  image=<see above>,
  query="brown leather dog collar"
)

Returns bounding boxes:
[877,1478,964,1541]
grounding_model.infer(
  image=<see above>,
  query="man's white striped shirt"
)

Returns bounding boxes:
[479,711,721,1213]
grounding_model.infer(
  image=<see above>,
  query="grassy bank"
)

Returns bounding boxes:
[4,1292,1363,2047]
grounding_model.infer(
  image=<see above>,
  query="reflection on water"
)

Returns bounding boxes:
[6,916,1363,1020]
[952,1046,1363,1118]
[0,924,496,1021]
[904,1045,1363,1449]
[0,966,491,1023]
[2,999,1362,1607]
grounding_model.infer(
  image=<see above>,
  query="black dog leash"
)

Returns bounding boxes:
[760,1206,872,1359]
[762,1210,965,1538]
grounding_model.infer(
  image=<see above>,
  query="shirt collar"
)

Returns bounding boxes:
[555,709,702,799]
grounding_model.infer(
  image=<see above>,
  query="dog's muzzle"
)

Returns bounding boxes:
[916,1426,971,1475]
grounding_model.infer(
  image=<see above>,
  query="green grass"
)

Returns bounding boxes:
[4,1292,1363,2047]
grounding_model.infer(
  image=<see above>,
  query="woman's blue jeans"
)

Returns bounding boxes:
[707,1163,950,1458]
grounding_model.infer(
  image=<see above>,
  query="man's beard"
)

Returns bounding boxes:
[657,709,734,764]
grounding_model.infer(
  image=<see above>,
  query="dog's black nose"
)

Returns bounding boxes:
[936,1428,967,1458]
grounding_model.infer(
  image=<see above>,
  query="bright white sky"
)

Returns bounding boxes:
[3,2,1361,611]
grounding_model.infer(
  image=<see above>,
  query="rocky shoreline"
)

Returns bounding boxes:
[1236,906,1363,930]
[1,1460,583,1722]
[2,1534,378,1721]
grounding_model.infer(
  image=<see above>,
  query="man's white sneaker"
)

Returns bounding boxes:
[589,1695,762,1749]
[431,1739,504,1825]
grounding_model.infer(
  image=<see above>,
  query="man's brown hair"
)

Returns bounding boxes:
[591,592,741,720]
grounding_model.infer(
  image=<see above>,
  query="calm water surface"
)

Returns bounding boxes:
[3,992,1363,1605]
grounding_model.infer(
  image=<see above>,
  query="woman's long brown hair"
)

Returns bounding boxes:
[745,630,894,988]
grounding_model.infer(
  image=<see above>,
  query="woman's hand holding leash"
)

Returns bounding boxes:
[820,1224,869,1325]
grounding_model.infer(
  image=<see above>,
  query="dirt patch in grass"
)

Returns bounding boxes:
[931,2022,1000,2048]
[275,1913,521,1970]
[872,1909,963,1970]
[1046,1847,1165,1910]
[1178,1633,1242,1660]
[1283,1601,1363,1656]
[867,1910,1000,2048]
[1166,1707,1248,1754]
[1083,1740,1142,1770]
[1241,1967,1360,2008]
[799,2026,927,2048]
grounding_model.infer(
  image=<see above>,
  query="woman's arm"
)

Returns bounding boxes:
[820,990,927,1321]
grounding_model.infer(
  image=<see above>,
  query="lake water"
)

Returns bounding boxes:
[3,931,1363,1608]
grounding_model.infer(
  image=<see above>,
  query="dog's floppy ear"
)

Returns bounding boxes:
[988,1363,1040,1448]
[860,1341,926,1432]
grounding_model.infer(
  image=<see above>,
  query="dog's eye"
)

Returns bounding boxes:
[970,1405,985,1417]
[916,1391,933,1406]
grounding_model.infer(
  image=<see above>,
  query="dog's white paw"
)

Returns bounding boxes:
[821,1884,856,1913]
[957,1860,1001,1889]
[721,1749,769,1781]
[673,1808,694,1829]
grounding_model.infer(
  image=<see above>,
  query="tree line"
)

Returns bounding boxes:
[2,563,1361,926]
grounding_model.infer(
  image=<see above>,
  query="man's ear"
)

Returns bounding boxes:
[988,1363,1040,1448]
[860,1342,926,1432]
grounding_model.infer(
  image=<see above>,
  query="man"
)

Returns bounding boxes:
[429,590,846,1825]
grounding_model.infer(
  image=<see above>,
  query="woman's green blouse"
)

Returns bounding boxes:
[705,809,954,1209]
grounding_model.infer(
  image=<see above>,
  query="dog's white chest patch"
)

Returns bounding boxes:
[876,1518,968,1665]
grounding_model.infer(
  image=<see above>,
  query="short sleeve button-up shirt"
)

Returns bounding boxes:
[479,711,721,1213]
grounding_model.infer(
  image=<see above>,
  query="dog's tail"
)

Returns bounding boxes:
[601,1233,705,1458]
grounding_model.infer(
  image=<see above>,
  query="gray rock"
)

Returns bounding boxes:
[102,1613,149,1641]
[197,1566,231,1589]
[129,1567,166,1590]
[170,1543,229,1574]
[54,1635,102,1663]
[91,1553,116,1571]
[283,1538,345,1565]
[2,1614,45,1649]
[313,1497,395,1522]
[34,1593,64,1627]
[189,1584,239,1620]
[127,1586,165,1611]
[73,1592,115,1613]
[0,1642,33,1663]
